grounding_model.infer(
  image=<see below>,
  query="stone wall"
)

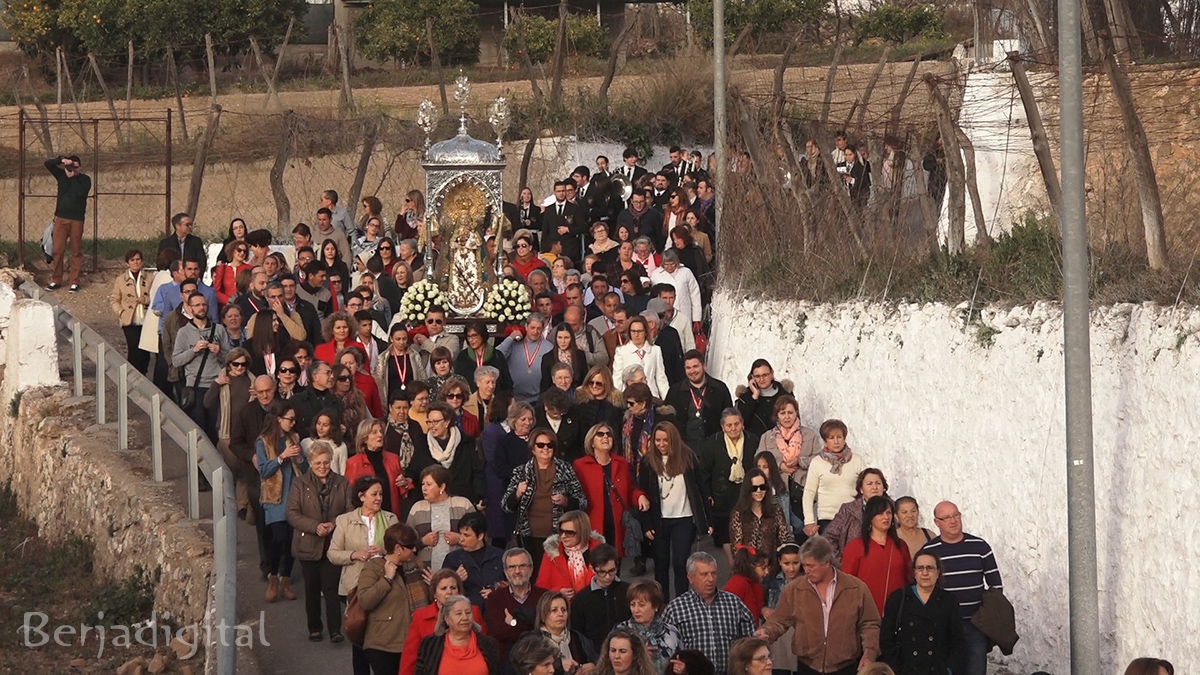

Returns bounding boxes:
[708,289,1200,674]
[0,385,214,629]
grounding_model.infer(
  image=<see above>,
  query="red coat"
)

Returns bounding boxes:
[724,574,765,626]
[572,455,644,557]
[458,409,481,440]
[399,602,486,675]
[314,339,367,367]
[212,262,251,306]
[840,535,913,614]
[512,256,548,281]
[344,451,403,517]
[354,371,384,418]
[536,533,603,594]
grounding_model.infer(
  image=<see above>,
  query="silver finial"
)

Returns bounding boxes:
[488,96,510,155]
[454,72,471,135]
[417,99,438,153]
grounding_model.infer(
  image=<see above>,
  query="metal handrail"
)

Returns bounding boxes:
[21,281,237,675]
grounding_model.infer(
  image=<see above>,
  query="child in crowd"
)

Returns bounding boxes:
[723,546,771,626]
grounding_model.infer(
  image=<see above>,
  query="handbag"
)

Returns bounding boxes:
[604,471,643,558]
[343,587,368,645]
[180,324,217,410]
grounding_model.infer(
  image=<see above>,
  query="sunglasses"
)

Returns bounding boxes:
[595,430,613,437]
[330,280,342,285]
[534,441,557,449]
[750,484,768,492]
[278,366,299,374]
[626,400,644,408]
[379,246,393,251]
[558,527,577,535]
[426,319,444,325]
[336,375,352,382]
[229,361,248,368]
[588,380,605,387]
[444,392,464,400]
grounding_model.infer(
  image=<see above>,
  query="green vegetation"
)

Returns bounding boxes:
[690,0,829,48]
[855,4,945,45]
[503,13,611,62]
[355,0,480,66]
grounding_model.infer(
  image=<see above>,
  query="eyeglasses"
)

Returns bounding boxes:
[752,655,772,664]
[594,567,617,577]
[935,512,962,522]
[426,318,444,325]
[278,366,299,374]
[280,416,297,422]
[444,392,464,400]
[505,563,532,570]
[750,484,768,492]
[402,543,418,552]
[427,417,447,425]
[379,246,393,251]
[229,361,248,369]
[336,375,352,382]
[558,527,577,535]
[626,401,644,408]
[534,441,556,449]
[330,279,342,286]
[914,565,938,572]
[595,430,613,437]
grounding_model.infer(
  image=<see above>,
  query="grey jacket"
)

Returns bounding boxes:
[172,320,231,389]
[331,205,358,243]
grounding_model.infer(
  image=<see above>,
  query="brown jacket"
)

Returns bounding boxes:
[760,569,880,673]
[110,269,152,326]
[328,509,400,596]
[286,469,353,562]
[356,557,428,652]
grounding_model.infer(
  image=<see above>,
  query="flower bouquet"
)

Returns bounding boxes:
[483,278,531,324]
[399,279,447,325]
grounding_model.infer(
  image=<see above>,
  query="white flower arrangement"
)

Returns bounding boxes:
[483,278,531,324]
[400,279,446,324]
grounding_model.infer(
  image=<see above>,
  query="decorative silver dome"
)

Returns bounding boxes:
[424,132,503,166]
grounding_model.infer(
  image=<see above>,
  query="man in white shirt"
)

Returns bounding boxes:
[649,250,701,326]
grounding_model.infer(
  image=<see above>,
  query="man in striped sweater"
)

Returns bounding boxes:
[921,501,1004,675]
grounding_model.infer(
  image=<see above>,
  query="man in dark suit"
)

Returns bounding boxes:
[616,192,664,245]
[572,165,602,224]
[536,387,584,462]
[646,299,685,388]
[660,146,697,186]
[612,147,649,185]
[158,212,207,266]
[541,179,587,263]
[594,155,611,179]
[649,173,672,212]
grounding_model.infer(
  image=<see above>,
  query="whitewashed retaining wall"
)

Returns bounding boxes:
[708,289,1200,673]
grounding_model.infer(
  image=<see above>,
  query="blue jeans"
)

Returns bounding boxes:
[957,619,990,675]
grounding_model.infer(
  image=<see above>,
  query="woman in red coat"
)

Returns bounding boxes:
[313,312,366,366]
[343,419,405,517]
[536,509,603,596]
[573,422,648,561]
[399,568,485,675]
[840,495,913,614]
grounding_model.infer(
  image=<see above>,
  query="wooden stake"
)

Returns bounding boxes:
[12,81,54,155]
[270,111,295,234]
[186,104,223,219]
[427,17,449,116]
[549,0,568,109]
[888,54,922,135]
[856,47,890,130]
[819,42,844,126]
[125,41,134,125]
[205,34,219,103]
[59,51,89,148]
[336,26,356,115]
[347,117,381,221]
[267,18,295,109]
[249,37,281,109]
[600,18,635,105]
[924,74,966,254]
[88,53,125,147]
[510,9,544,106]
[955,127,990,246]
[166,47,189,141]
[1008,52,1061,220]
[21,66,55,155]
[55,48,64,150]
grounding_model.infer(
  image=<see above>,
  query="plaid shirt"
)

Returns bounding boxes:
[662,589,754,673]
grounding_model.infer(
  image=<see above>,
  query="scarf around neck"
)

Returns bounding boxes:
[775,423,803,465]
[565,540,588,580]
[724,434,745,483]
[819,446,854,474]
[428,426,462,468]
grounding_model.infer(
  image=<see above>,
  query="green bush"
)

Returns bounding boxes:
[854,4,945,45]
[690,0,828,48]
[356,0,480,66]
[503,13,611,62]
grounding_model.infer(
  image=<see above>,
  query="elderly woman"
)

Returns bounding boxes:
[594,629,656,675]
[614,580,682,674]
[464,365,500,426]
[509,634,560,675]
[413,594,502,675]
[758,393,820,520]
[726,638,773,675]
[400,571,487,675]
[618,383,677,481]
[535,509,604,596]
[407,464,476,569]
[111,248,152,373]
[698,408,759,567]
[397,238,425,281]
[315,311,366,365]
[357,523,427,675]
[534,590,597,673]
[487,400,534,547]
[438,376,482,440]
[408,401,486,505]
[503,428,588,578]
[611,316,668,398]
[221,304,247,350]
[255,402,309,603]
[328,475,399,658]
[638,423,709,599]
[880,551,964,675]
[345,419,405,517]
[801,419,866,537]
[824,467,890,558]
[574,422,649,562]
[287,440,353,642]
[373,324,428,399]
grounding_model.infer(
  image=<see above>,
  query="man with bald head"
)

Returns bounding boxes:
[920,501,1004,675]
[563,304,607,368]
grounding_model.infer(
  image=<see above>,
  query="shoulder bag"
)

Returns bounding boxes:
[180,323,217,410]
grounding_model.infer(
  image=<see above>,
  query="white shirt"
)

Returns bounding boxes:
[612,341,669,399]
[659,473,693,519]
[649,267,702,325]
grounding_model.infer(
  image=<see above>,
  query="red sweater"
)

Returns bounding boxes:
[399,602,485,675]
[840,536,913,614]
[724,574,765,626]
[344,451,403,518]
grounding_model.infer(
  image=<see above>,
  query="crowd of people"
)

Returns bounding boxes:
[75,147,1167,675]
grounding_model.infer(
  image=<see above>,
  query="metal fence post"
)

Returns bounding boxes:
[151,393,164,482]
[72,321,83,397]
[212,466,238,675]
[117,364,129,450]
[95,342,106,423]
[187,429,200,519]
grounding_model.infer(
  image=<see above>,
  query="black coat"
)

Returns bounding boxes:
[665,377,734,449]
[616,207,664,246]
[287,299,322,347]
[414,630,502,675]
[574,398,623,435]
[735,380,793,439]
[408,437,487,505]
[637,450,709,535]
[541,201,588,263]
[291,386,344,436]
[455,347,514,393]
[569,580,631,651]
[158,233,207,266]
[540,348,588,391]
[654,325,686,390]
[881,585,964,675]
[535,404,585,462]
[697,430,760,514]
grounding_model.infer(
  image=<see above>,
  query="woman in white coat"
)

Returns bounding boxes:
[612,315,669,399]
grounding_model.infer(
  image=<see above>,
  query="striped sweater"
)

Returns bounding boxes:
[920,533,1003,620]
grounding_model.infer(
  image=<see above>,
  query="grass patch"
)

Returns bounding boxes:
[0,236,162,267]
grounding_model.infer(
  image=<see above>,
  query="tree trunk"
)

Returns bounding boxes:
[249,38,281,110]
[205,34,218,103]
[1008,52,1062,220]
[186,105,224,219]
[166,47,189,141]
[549,0,569,109]
[856,47,890,130]
[955,127,990,246]
[599,20,635,105]
[88,53,125,147]
[510,9,545,107]
[819,42,844,126]
[888,55,922,135]
[924,75,966,254]
[346,117,381,222]
[270,112,295,235]
[1100,34,1170,270]
[266,18,294,109]
[337,26,356,116]
[427,17,450,117]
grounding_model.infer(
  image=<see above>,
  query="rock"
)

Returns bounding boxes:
[116,657,147,675]
[147,652,168,674]
[69,658,87,668]
[181,666,195,675]
[171,636,195,660]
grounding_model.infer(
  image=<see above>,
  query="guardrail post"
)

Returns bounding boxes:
[71,320,83,397]
[212,466,238,675]
[95,342,106,424]
[117,364,129,450]
[187,429,200,519]
[151,393,163,482]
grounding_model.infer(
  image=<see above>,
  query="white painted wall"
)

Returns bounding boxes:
[2,299,61,409]
[708,289,1200,673]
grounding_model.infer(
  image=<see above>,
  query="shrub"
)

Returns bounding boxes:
[690,0,829,48]
[855,4,945,45]
[356,0,480,66]
[503,13,610,62]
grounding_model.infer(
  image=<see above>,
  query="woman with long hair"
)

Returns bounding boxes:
[353,216,385,270]
[841,495,912,613]
[574,422,649,562]
[487,400,534,548]
[301,409,348,475]
[255,402,308,602]
[332,362,369,439]
[511,233,548,281]
[573,365,624,432]
[663,187,690,239]
[516,187,542,234]
[754,450,803,538]
[617,270,649,315]
[320,238,351,294]
[205,347,253,490]
[638,422,709,599]
[824,467,890,558]
[670,225,710,281]
[397,190,425,242]
[541,323,588,391]
[682,210,713,262]
[723,546,771,626]
[216,217,248,264]
[247,308,287,376]
[533,591,597,672]
[372,324,428,400]
[344,419,404,516]
[729,468,794,554]
[593,629,656,675]
[371,236,399,280]
[880,551,964,675]
[358,195,387,236]
[503,428,588,578]
[384,259,414,311]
